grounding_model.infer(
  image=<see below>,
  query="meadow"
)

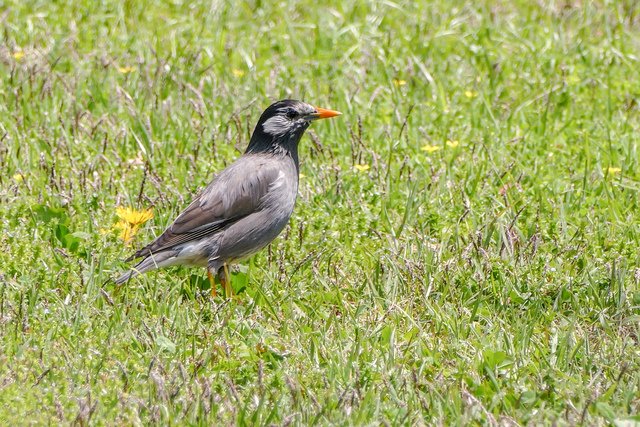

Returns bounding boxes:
[1,0,640,425]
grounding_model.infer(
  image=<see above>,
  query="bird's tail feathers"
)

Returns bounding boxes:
[114,269,139,285]
[114,251,179,285]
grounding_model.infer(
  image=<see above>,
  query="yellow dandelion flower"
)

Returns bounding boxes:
[116,206,154,226]
[12,51,25,60]
[12,173,23,181]
[114,220,139,245]
[118,66,135,74]
[605,167,621,175]
[299,173,307,179]
[355,164,370,171]
[99,228,111,235]
[113,219,128,230]
[446,140,459,148]
[232,69,245,77]
[465,90,477,98]
[421,145,441,153]
[119,226,137,243]
[393,79,407,86]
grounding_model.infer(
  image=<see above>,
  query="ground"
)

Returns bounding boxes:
[1,0,640,425]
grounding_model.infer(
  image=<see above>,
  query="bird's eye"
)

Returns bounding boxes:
[286,109,297,120]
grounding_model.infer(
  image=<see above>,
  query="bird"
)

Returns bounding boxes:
[115,99,342,297]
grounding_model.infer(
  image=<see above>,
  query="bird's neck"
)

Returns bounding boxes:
[245,133,301,164]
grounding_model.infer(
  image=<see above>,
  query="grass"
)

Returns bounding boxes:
[1,0,640,424]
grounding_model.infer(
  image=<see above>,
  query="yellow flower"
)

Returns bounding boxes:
[232,69,245,77]
[605,167,621,175]
[355,164,370,171]
[421,145,441,153]
[393,79,407,86]
[12,51,24,60]
[102,207,154,245]
[446,140,459,148]
[118,66,134,74]
[114,220,139,245]
[465,90,477,98]
[12,173,23,181]
[299,173,307,179]
[116,206,154,226]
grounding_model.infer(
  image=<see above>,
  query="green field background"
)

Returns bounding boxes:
[1,0,639,425]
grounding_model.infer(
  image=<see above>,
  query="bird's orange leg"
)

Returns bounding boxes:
[225,264,235,297]
[207,269,217,297]
[218,264,235,298]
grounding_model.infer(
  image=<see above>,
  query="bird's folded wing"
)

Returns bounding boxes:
[125,160,281,261]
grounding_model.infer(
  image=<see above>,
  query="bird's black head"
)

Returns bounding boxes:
[245,99,341,155]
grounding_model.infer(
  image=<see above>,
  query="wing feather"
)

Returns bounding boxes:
[126,156,280,261]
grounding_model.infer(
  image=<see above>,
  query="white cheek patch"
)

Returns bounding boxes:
[262,116,290,137]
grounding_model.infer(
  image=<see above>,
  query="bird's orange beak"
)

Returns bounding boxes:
[307,107,342,121]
